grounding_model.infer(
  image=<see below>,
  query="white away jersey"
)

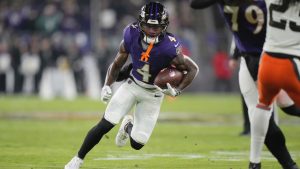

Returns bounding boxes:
[264,0,300,57]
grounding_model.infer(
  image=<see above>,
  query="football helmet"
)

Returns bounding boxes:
[138,2,169,44]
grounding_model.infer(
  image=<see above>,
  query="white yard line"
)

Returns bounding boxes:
[94,152,205,161]
[93,150,300,162]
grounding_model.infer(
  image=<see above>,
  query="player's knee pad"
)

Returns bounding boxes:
[130,137,144,150]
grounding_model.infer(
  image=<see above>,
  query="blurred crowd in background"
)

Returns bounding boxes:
[0,0,235,100]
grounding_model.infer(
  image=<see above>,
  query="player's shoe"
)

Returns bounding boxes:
[115,115,133,147]
[249,162,261,169]
[64,156,83,169]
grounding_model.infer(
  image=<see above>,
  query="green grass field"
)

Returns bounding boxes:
[0,94,299,169]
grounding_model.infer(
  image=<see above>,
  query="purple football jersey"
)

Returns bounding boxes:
[219,1,267,53]
[123,23,180,85]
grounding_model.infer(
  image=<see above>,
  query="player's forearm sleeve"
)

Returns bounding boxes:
[190,0,218,9]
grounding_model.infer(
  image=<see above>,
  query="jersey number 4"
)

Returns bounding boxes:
[269,0,300,32]
[137,64,152,83]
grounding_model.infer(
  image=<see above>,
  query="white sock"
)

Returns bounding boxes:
[250,106,272,163]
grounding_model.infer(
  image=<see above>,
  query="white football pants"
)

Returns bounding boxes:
[104,79,164,145]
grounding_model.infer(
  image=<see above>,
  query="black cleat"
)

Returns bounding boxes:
[249,162,261,169]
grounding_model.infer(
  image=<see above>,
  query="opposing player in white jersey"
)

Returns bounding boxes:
[250,0,300,168]
[191,0,299,168]
[64,2,199,169]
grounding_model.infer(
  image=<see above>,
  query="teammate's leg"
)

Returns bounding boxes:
[238,57,258,119]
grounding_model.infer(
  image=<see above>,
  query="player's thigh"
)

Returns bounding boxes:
[239,57,259,117]
[104,81,136,124]
[284,58,300,106]
[131,93,164,144]
[257,54,281,106]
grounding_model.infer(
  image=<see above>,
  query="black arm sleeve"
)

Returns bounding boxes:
[190,0,219,9]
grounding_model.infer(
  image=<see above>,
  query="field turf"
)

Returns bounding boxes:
[0,94,299,169]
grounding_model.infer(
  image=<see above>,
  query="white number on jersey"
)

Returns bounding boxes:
[137,64,152,83]
[224,5,265,34]
[269,0,300,32]
[168,35,176,42]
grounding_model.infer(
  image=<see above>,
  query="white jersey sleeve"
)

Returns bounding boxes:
[263,0,300,57]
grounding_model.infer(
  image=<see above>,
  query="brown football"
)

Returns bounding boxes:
[154,67,183,89]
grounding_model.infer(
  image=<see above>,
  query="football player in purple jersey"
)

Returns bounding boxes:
[190,0,299,169]
[64,2,198,169]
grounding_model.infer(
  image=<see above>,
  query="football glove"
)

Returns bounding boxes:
[101,85,112,104]
[155,83,181,97]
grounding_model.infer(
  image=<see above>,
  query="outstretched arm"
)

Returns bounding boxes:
[190,0,218,9]
[100,40,129,103]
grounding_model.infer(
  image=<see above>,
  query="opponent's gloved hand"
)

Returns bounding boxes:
[101,85,112,104]
[155,83,181,97]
